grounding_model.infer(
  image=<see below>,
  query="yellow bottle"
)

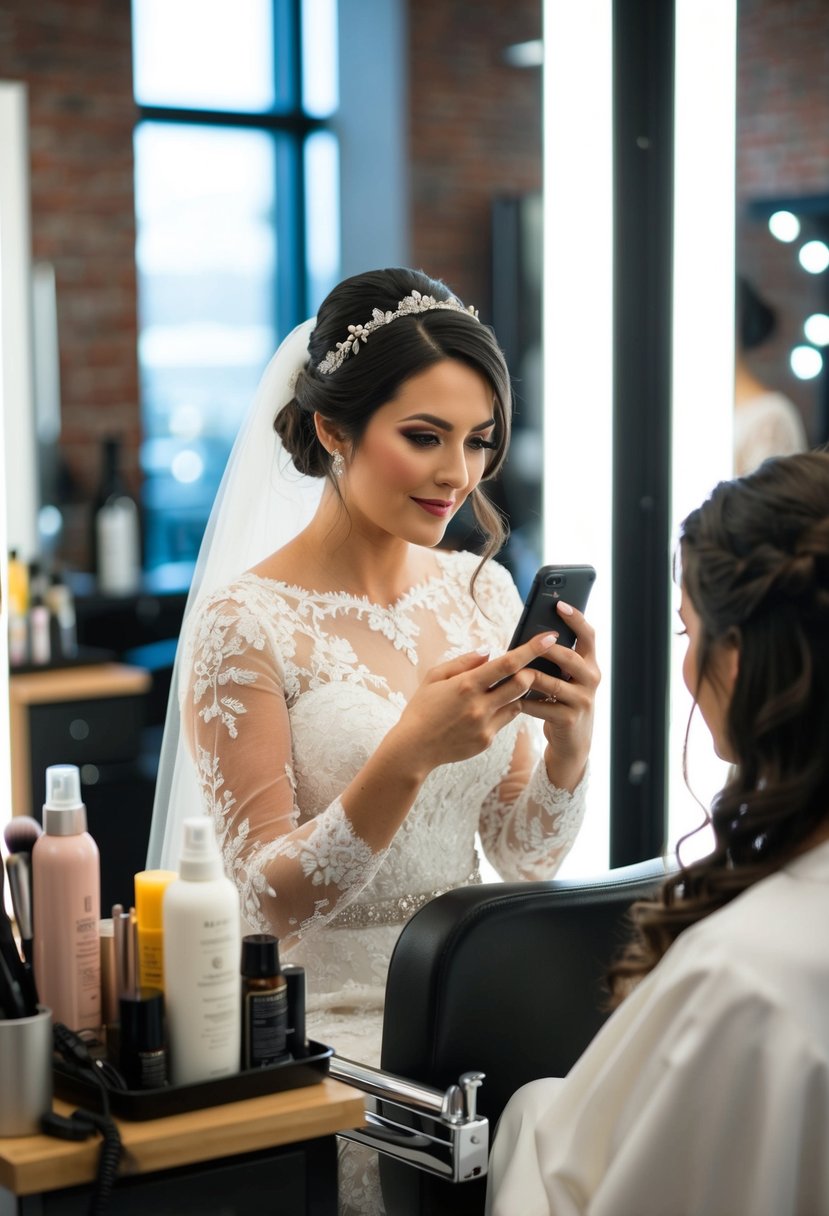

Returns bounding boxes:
[8,549,29,616]
[134,869,178,992]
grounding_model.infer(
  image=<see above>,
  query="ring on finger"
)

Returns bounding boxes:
[546,694,557,704]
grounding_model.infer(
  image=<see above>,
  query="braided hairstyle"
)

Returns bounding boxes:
[609,449,829,1001]
[274,267,512,571]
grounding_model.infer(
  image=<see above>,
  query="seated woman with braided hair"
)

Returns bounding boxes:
[488,450,829,1216]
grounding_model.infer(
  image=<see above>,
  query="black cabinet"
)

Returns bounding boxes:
[10,664,154,910]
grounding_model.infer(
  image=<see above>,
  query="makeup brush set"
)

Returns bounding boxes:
[1,816,43,1019]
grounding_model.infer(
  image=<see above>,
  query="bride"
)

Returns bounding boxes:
[148,265,599,1068]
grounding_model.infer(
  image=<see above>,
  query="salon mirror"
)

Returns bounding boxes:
[1,0,828,851]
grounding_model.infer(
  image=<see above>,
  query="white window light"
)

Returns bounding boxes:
[171,449,205,484]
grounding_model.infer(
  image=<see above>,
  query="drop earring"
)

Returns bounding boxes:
[331,450,345,479]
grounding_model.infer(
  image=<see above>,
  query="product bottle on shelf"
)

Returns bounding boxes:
[45,572,78,660]
[241,934,289,1069]
[91,435,141,595]
[27,560,49,605]
[28,597,51,665]
[163,817,241,1085]
[7,549,31,666]
[32,765,101,1031]
[134,869,177,992]
[7,549,29,616]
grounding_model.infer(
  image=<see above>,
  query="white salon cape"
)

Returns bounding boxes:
[487,838,829,1216]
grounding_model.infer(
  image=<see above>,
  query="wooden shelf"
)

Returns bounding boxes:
[0,1078,365,1196]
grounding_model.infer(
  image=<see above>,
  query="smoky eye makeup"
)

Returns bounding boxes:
[401,429,441,446]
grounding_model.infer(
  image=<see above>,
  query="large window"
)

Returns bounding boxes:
[132,0,340,571]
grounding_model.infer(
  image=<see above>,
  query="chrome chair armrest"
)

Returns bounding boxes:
[329,1055,489,1183]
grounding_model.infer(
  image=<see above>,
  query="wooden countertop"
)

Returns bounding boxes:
[0,1079,366,1196]
[9,662,151,705]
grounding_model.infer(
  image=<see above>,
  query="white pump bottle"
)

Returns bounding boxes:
[163,817,241,1084]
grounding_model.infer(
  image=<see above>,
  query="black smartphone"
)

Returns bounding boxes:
[507,564,596,698]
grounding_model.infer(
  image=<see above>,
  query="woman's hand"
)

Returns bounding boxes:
[519,601,600,792]
[390,632,562,775]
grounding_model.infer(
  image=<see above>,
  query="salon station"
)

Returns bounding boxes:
[1,3,828,1215]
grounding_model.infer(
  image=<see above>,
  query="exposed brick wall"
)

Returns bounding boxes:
[3,0,826,568]
[0,0,140,565]
[736,0,829,441]
[407,0,542,318]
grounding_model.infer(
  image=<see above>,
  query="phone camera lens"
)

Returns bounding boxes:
[544,574,563,588]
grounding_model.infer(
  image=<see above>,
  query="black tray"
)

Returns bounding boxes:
[53,1040,333,1120]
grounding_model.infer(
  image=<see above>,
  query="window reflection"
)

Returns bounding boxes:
[134,123,279,568]
[132,0,277,113]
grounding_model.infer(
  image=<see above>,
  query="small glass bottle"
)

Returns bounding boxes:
[118,987,167,1090]
[91,436,141,594]
[241,934,288,1069]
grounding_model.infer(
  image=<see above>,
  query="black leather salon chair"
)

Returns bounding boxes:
[381,854,669,1123]
[332,856,670,1215]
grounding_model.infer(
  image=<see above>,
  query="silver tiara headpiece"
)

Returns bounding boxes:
[316,289,479,375]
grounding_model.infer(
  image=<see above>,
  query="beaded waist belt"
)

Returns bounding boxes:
[329,859,482,930]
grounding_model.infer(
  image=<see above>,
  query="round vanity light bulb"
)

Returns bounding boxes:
[798,241,829,275]
[768,210,800,243]
[790,345,824,381]
[804,313,829,347]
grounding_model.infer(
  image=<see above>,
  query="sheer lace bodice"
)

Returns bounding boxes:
[182,547,586,1063]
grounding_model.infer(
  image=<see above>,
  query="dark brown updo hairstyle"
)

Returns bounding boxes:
[608,449,829,1003]
[274,267,513,571]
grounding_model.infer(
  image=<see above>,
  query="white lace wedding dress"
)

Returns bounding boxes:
[181,546,587,1211]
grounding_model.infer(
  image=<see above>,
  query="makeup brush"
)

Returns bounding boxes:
[0,850,33,1015]
[3,816,42,967]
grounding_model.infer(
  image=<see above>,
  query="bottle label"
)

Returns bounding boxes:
[138,1049,167,1090]
[138,937,164,990]
[244,988,288,1068]
[77,914,102,1023]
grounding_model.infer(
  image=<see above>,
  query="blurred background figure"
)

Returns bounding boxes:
[734,275,807,476]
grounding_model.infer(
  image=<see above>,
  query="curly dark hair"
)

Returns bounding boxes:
[273,267,512,573]
[608,449,829,1003]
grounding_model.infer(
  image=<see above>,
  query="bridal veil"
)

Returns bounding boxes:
[146,317,322,870]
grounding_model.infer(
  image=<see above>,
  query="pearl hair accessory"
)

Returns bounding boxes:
[316,289,479,375]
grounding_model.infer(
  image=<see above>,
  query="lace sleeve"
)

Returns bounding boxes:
[182,588,387,942]
[478,721,588,880]
[474,560,587,878]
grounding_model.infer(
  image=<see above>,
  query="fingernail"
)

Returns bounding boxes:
[476,644,491,656]
[540,632,559,647]
[557,601,574,616]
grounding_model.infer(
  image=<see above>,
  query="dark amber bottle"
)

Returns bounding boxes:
[240,934,288,1069]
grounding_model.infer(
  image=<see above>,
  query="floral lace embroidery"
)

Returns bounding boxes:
[243,800,385,940]
[185,548,589,1051]
[480,761,589,880]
